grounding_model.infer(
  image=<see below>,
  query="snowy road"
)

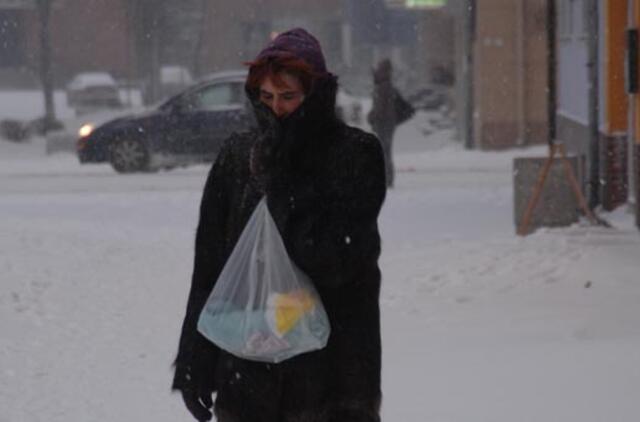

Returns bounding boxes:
[2,128,640,422]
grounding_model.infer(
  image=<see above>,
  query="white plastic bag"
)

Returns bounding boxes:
[197,197,330,363]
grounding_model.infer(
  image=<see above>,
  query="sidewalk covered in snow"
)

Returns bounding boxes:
[1,120,639,421]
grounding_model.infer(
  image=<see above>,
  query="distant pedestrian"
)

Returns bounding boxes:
[367,59,415,188]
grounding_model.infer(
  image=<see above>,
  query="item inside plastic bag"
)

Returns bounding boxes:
[197,197,330,363]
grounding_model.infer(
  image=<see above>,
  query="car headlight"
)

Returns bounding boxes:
[78,124,94,138]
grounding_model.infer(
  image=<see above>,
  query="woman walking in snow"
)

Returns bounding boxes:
[172,28,386,422]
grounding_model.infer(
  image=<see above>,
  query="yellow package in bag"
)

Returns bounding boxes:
[266,290,316,337]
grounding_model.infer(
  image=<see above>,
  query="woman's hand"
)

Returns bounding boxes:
[181,388,214,422]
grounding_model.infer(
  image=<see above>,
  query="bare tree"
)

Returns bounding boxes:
[35,0,56,131]
[192,0,208,77]
[130,0,163,104]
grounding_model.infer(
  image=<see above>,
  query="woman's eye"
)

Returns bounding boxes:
[282,93,297,101]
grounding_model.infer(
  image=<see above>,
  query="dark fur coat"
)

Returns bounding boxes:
[173,74,386,422]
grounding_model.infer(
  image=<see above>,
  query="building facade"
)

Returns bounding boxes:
[470,0,549,149]
[0,0,143,87]
[0,0,454,99]
[556,0,639,214]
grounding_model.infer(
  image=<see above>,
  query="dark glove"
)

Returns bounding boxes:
[181,388,214,422]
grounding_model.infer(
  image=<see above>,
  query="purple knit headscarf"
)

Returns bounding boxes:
[254,28,328,75]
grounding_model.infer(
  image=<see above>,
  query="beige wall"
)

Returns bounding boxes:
[473,0,548,149]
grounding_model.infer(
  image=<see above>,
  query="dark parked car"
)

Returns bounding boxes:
[76,70,254,173]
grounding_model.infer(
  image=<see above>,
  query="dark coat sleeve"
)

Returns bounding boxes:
[282,133,386,289]
[172,141,233,392]
[394,89,415,125]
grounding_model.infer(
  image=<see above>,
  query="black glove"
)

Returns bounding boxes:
[181,388,213,422]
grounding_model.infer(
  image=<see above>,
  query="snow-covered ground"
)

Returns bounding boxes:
[1,116,639,422]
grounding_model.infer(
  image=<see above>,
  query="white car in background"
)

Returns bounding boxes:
[66,72,122,115]
[337,88,369,128]
[159,65,193,98]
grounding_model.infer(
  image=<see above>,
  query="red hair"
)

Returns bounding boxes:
[245,55,318,94]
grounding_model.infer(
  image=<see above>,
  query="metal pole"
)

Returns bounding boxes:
[628,0,637,207]
[516,0,526,146]
[547,0,556,147]
[587,0,600,209]
[464,0,475,150]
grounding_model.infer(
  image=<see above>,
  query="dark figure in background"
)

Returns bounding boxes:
[172,28,386,422]
[367,59,415,188]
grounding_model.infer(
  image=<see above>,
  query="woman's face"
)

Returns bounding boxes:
[259,72,305,118]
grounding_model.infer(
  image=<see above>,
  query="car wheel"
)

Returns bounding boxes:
[109,138,150,173]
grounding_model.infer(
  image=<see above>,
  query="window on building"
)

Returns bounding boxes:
[559,0,590,41]
[0,10,25,67]
[557,0,573,41]
[574,0,590,39]
[580,0,592,39]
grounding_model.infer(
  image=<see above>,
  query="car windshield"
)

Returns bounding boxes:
[159,80,245,112]
[192,82,244,110]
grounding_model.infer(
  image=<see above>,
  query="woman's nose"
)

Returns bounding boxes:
[272,99,285,117]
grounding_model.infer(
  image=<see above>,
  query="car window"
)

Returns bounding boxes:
[192,82,244,111]
[230,82,245,104]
